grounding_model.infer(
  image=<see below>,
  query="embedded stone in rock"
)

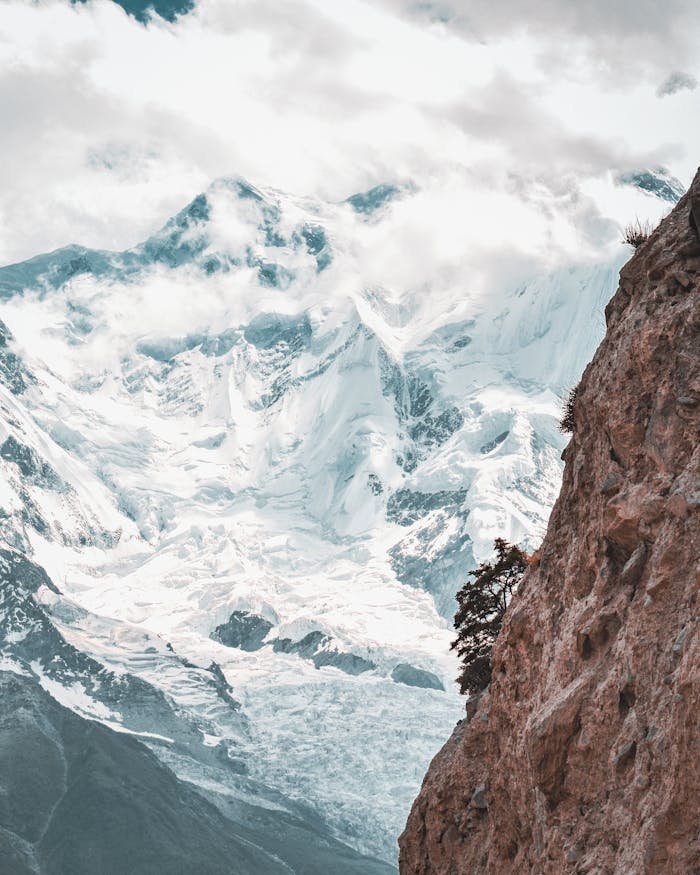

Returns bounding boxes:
[672,626,689,656]
[470,785,487,810]
[391,663,445,691]
[603,497,640,552]
[619,542,648,590]
[600,472,623,495]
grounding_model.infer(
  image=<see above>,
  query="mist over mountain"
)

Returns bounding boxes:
[2,1,698,870]
[0,169,681,868]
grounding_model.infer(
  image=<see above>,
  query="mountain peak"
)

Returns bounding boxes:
[615,166,686,203]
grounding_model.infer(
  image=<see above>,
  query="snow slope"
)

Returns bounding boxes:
[0,170,677,864]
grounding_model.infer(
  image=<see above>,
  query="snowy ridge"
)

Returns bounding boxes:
[0,175,638,863]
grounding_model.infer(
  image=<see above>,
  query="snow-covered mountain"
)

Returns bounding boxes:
[0,172,675,868]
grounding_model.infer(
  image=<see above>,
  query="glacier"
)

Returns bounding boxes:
[0,172,670,868]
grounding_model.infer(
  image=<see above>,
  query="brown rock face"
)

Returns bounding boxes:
[399,173,700,874]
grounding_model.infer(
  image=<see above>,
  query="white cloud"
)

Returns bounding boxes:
[0,0,698,273]
[382,0,700,80]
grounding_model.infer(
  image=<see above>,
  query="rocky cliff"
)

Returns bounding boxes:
[399,171,700,874]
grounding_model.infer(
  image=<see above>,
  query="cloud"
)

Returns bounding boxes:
[385,0,700,83]
[0,0,698,279]
[657,71,698,98]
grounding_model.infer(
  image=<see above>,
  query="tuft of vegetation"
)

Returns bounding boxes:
[559,385,579,434]
[622,218,654,248]
[451,538,528,695]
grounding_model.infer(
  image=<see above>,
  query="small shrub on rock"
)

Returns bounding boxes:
[452,538,528,695]
[622,218,654,248]
[559,385,579,434]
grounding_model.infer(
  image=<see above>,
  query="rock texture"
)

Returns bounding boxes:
[399,172,700,874]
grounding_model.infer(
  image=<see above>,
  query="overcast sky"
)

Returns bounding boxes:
[1,0,699,270]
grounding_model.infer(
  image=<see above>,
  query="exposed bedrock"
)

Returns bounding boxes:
[399,171,700,873]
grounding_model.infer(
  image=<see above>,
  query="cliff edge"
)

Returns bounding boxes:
[399,171,700,874]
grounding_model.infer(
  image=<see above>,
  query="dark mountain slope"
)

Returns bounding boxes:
[0,670,396,875]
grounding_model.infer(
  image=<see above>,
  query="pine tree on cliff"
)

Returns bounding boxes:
[452,538,528,694]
